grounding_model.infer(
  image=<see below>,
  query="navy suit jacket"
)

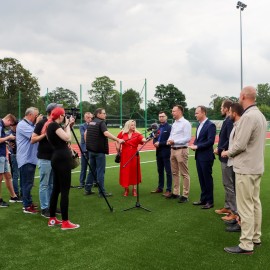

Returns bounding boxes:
[153,122,171,158]
[194,119,216,161]
[217,116,234,163]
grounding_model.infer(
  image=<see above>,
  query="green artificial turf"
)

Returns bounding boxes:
[1,148,269,270]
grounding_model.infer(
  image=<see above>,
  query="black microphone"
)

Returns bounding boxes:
[146,123,159,132]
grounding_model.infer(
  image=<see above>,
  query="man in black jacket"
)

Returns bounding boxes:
[151,111,172,196]
[85,108,124,197]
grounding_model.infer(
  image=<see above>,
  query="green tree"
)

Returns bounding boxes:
[256,83,270,106]
[0,57,40,116]
[147,84,187,119]
[47,87,78,108]
[122,88,143,118]
[258,104,270,120]
[88,76,116,110]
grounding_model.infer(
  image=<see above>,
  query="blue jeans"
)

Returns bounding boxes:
[9,154,21,195]
[79,151,91,187]
[85,152,106,194]
[20,163,36,208]
[38,159,53,210]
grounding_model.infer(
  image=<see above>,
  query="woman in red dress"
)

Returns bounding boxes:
[116,120,147,196]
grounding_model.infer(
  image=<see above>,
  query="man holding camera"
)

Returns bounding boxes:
[17,107,43,214]
[31,103,61,217]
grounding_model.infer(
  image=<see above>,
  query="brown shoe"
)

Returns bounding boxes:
[215,208,231,215]
[162,191,172,197]
[222,213,238,221]
[151,188,163,194]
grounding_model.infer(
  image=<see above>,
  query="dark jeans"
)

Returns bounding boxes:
[79,151,91,187]
[9,154,21,195]
[20,163,36,208]
[85,151,106,194]
[156,154,172,192]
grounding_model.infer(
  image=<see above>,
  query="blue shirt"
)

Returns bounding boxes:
[79,122,88,152]
[16,119,38,168]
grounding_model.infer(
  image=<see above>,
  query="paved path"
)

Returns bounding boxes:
[71,132,270,156]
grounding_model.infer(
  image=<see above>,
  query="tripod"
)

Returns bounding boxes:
[123,137,152,212]
[70,126,114,212]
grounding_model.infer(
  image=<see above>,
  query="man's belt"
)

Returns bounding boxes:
[171,146,188,150]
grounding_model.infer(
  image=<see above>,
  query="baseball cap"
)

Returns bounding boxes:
[46,103,62,113]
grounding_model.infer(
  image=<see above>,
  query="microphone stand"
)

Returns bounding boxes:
[123,132,154,212]
[70,126,114,212]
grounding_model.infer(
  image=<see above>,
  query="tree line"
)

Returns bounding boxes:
[1,57,270,121]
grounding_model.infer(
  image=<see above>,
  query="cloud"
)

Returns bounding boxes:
[1,0,270,109]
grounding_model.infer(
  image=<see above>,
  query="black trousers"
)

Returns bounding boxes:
[50,148,72,221]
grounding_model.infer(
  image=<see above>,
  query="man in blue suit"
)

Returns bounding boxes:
[151,111,172,196]
[189,106,216,209]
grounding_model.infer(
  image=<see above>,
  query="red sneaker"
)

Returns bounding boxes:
[48,217,62,227]
[61,220,80,230]
[23,206,39,214]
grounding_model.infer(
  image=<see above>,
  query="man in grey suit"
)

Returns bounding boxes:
[222,86,267,255]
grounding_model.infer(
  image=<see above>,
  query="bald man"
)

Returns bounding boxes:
[222,86,267,255]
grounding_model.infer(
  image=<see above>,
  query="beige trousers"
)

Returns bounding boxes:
[170,148,190,197]
[236,173,262,251]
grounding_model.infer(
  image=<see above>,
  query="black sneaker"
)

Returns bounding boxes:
[78,185,85,189]
[9,196,23,203]
[178,196,189,203]
[0,199,9,207]
[85,190,95,195]
[98,192,113,198]
[41,208,50,218]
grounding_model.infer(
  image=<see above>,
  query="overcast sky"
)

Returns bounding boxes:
[1,0,269,108]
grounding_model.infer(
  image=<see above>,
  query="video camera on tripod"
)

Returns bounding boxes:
[64,108,81,120]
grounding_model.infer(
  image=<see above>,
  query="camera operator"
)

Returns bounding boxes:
[16,107,43,214]
[85,108,124,197]
[0,114,20,207]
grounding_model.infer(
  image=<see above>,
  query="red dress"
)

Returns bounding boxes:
[117,132,144,188]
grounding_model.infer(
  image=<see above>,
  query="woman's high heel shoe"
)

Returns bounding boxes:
[124,188,129,197]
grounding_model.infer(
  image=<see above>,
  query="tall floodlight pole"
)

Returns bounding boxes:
[144,79,147,136]
[236,1,247,90]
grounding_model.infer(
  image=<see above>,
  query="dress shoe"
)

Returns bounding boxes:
[85,190,95,196]
[223,219,237,225]
[224,246,253,255]
[98,192,113,197]
[178,196,189,203]
[123,188,129,197]
[163,191,172,197]
[166,193,179,199]
[253,242,261,247]
[193,201,206,206]
[215,207,231,215]
[225,223,241,232]
[222,213,238,221]
[151,188,163,193]
[201,203,214,209]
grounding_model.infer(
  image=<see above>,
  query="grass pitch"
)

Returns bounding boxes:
[1,146,270,270]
